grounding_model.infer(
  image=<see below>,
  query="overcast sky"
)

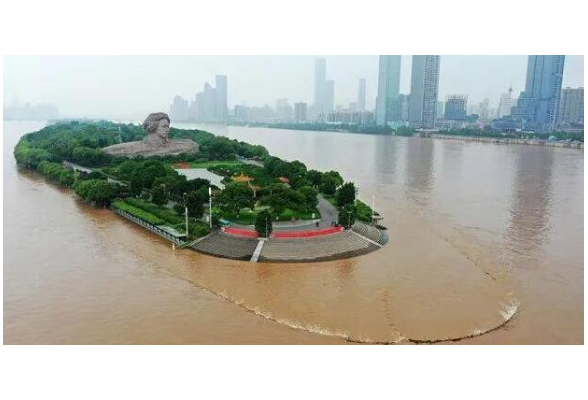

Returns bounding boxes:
[3,55,584,119]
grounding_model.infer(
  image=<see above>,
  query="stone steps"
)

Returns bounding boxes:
[191,231,259,260]
[351,222,389,246]
[258,231,378,262]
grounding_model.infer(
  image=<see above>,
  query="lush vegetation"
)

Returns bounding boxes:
[14,120,375,234]
[112,198,210,239]
[112,200,166,226]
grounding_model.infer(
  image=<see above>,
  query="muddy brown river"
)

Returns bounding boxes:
[3,121,583,344]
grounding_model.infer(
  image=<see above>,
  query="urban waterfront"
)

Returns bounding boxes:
[4,121,584,344]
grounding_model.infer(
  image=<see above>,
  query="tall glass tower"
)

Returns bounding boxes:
[409,55,440,128]
[512,55,565,130]
[375,55,401,126]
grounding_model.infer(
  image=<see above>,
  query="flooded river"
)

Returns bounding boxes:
[3,121,583,344]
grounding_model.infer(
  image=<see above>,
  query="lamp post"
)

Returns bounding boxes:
[371,193,375,225]
[347,209,352,230]
[183,192,188,239]
[265,216,268,239]
[208,186,213,229]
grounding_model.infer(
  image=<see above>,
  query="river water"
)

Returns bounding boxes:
[3,121,584,344]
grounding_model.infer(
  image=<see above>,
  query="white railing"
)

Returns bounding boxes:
[113,209,185,245]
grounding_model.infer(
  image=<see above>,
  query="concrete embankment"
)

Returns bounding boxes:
[429,134,583,149]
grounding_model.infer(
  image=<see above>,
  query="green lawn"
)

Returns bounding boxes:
[113,198,210,239]
[218,207,321,225]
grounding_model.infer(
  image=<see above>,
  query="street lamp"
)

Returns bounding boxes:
[183,192,188,239]
[208,186,213,229]
[347,209,352,230]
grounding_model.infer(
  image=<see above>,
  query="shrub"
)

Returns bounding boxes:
[173,203,185,215]
[111,200,165,225]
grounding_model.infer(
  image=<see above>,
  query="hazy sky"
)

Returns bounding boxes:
[3,55,584,119]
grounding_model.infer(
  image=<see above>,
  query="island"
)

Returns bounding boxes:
[14,114,387,262]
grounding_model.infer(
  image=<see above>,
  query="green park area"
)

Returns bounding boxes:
[14,120,375,238]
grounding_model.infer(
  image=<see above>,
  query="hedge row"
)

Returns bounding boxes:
[123,198,184,225]
[112,200,165,226]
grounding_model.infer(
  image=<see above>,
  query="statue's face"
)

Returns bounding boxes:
[155,119,170,140]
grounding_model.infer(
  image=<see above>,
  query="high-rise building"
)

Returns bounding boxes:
[511,55,565,130]
[215,75,228,122]
[312,58,335,118]
[409,55,440,128]
[169,95,190,121]
[444,95,468,121]
[314,58,327,115]
[436,101,445,119]
[478,98,490,125]
[375,55,401,125]
[498,87,514,118]
[558,87,584,126]
[192,76,228,122]
[357,78,366,112]
[388,94,410,123]
[275,98,293,121]
[294,102,307,122]
[325,80,335,113]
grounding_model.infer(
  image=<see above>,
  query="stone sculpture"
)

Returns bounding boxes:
[103,112,198,157]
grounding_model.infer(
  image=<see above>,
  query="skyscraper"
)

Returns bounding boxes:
[275,98,293,121]
[357,78,366,112]
[375,55,401,125]
[436,101,445,119]
[444,95,467,121]
[294,102,307,122]
[314,58,327,115]
[478,98,490,125]
[388,94,410,123]
[215,75,228,122]
[558,87,584,126]
[325,80,335,114]
[169,95,190,121]
[511,55,565,130]
[409,55,440,128]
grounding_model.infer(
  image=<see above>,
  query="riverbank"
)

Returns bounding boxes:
[227,123,584,149]
[427,133,584,149]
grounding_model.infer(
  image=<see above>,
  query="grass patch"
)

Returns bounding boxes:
[124,198,184,225]
[219,207,320,225]
[112,200,165,225]
[356,200,373,222]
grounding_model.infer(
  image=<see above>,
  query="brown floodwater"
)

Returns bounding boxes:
[3,121,583,344]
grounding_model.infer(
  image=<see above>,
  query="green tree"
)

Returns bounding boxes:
[218,182,254,215]
[186,189,207,218]
[320,174,338,196]
[324,170,344,187]
[306,170,323,187]
[297,186,319,211]
[151,184,168,206]
[173,203,185,215]
[74,179,116,206]
[336,182,356,208]
[338,204,357,229]
[255,210,273,238]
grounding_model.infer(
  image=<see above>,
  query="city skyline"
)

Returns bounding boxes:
[3,55,584,120]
